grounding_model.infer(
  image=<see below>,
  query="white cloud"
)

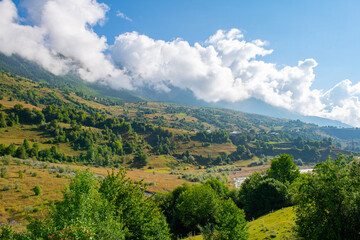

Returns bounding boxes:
[110,30,360,126]
[0,0,124,82]
[116,10,132,22]
[0,0,70,74]
[1,0,360,126]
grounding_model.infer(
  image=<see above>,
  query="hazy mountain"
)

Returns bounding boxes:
[135,85,351,128]
[0,53,351,128]
[0,53,143,102]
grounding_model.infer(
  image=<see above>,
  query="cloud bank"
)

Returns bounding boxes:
[0,0,360,127]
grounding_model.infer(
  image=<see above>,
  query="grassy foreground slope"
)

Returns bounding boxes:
[248,207,296,240]
[184,207,296,240]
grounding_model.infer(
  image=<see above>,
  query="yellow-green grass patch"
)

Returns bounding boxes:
[248,207,296,240]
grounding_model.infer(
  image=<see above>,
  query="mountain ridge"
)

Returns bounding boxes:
[0,53,352,128]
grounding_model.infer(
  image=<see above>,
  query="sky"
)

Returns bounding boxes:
[1,0,360,126]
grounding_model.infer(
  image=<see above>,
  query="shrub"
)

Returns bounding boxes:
[3,185,12,191]
[0,156,11,165]
[24,206,35,214]
[293,158,360,239]
[156,182,248,239]
[18,170,24,179]
[236,172,290,220]
[32,185,42,196]
[25,170,170,239]
[0,167,7,178]
[0,225,13,239]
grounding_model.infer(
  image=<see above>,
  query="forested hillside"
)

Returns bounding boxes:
[0,66,359,239]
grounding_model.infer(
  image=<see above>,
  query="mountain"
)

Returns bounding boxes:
[0,53,143,103]
[135,85,351,128]
[0,53,351,128]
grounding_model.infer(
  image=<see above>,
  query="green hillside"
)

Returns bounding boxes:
[0,67,359,239]
[248,207,296,240]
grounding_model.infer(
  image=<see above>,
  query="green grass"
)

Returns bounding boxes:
[248,207,297,240]
[183,236,203,240]
[177,208,297,240]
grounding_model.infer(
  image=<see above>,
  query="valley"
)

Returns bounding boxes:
[0,65,359,239]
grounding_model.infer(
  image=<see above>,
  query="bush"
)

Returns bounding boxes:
[0,167,7,178]
[236,172,290,220]
[32,185,42,196]
[0,225,13,239]
[3,185,12,191]
[156,182,248,239]
[24,169,170,239]
[293,158,360,239]
[24,206,35,214]
[267,154,300,184]
[0,156,11,165]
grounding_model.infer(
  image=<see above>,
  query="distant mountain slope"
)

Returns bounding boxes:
[0,53,143,102]
[135,85,351,128]
[0,53,352,128]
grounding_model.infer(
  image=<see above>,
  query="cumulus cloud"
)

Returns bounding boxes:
[0,0,123,82]
[116,10,132,22]
[0,0,70,74]
[110,31,321,111]
[0,0,360,126]
[110,29,360,126]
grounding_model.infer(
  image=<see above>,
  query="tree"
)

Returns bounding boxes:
[293,157,360,240]
[5,143,16,156]
[267,154,300,184]
[28,170,125,239]
[32,185,42,196]
[30,142,39,158]
[15,145,27,159]
[133,150,148,168]
[0,167,7,178]
[23,139,30,153]
[175,184,218,233]
[213,199,248,240]
[156,182,248,239]
[0,113,6,128]
[237,172,289,219]
[99,170,171,240]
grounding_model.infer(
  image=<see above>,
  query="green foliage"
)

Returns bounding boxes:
[213,199,248,240]
[267,154,300,184]
[133,150,148,168]
[99,170,171,240]
[156,180,248,239]
[233,155,300,220]
[3,184,12,191]
[175,184,218,232]
[204,178,230,198]
[236,172,290,220]
[32,185,42,195]
[0,167,7,178]
[195,130,230,144]
[293,157,360,240]
[181,172,229,183]
[28,170,126,239]
[15,145,28,159]
[0,225,14,240]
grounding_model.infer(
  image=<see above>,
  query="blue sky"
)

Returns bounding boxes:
[92,0,360,90]
[2,0,360,126]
